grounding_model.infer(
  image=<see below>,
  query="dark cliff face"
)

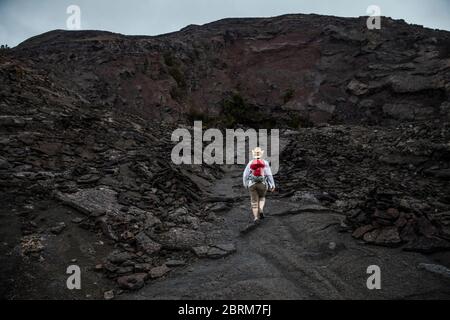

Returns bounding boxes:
[3,14,450,126]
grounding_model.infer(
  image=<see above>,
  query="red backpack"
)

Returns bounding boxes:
[250,159,265,177]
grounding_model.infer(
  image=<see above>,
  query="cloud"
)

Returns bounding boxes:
[0,0,449,47]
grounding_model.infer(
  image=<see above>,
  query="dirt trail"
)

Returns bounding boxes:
[124,136,450,300]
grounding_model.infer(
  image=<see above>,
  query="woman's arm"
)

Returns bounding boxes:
[243,162,251,188]
[264,160,275,190]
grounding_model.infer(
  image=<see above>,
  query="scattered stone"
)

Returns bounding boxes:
[363,227,402,247]
[77,174,101,184]
[117,273,147,291]
[96,217,118,241]
[120,231,134,242]
[50,222,67,235]
[107,250,135,265]
[135,232,162,255]
[71,217,84,224]
[192,246,209,257]
[158,228,206,250]
[352,225,376,239]
[347,79,368,96]
[149,265,171,279]
[55,187,121,216]
[104,290,115,300]
[375,227,402,247]
[363,229,380,243]
[134,263,153,273]
[21,235,44,255]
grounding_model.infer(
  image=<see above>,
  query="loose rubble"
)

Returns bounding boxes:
[278,124,450,252]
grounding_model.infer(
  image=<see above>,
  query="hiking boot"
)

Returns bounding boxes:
[241,219,260,234]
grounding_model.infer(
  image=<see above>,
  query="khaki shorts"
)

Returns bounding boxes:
[249,183,268,208]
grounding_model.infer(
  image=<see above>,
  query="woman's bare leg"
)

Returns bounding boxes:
[250,187,260,221]
[257,183,267,218]
[259,197,266,216]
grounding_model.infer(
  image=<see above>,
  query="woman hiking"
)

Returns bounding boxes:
[243,147,276,223]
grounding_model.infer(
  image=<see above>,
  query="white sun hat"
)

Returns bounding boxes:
[252,147,264,159]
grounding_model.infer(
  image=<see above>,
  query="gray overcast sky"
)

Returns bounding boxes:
[1,0,449,47]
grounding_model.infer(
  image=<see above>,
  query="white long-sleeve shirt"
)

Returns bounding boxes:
[243,159,276,189]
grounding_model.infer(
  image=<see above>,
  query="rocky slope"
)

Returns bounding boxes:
[5,14,450,125]
[279,124,450,252]
[0,13,449,299]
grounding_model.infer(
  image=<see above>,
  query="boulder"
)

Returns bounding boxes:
[158,228,206,250]
[117,273,148,291]
[107,250,135,265]
[363,227,402,247]
[375,227,402,247]
[352,225,376,239]
[55,187,121,216]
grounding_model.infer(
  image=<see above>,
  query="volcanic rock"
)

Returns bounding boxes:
[135,232,162,255]
[158,228,206,250]
[55,187,121,216]
[50,222,67,235]
[117,273,148,291]
[149,265,171,279]
[192,243,236,259]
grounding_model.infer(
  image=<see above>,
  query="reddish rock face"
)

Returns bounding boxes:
[3,14,449,126]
